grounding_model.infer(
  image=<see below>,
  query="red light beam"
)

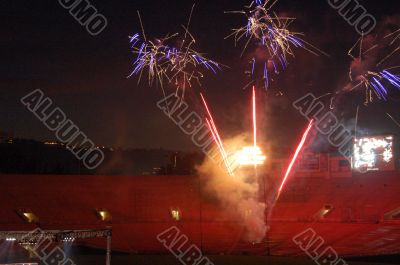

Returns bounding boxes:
[278,119,314,195]
[253,86,257,147]
[200,93,234,176]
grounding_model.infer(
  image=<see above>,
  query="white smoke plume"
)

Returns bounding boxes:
[197,134,267,243]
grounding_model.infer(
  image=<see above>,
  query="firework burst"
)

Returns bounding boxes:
[379,27,400,65]
[128,9,222,98]
[344,36,400,105]
[226,0,326,90]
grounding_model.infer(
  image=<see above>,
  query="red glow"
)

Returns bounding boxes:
[278,120,314,194]
[253,86,257,147]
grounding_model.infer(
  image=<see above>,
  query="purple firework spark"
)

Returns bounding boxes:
[128,31,221,97]
[226,0,326,90]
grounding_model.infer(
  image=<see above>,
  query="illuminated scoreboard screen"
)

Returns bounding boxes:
[353,135,395,171]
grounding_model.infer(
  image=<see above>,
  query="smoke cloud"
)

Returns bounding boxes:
[197,134,267,243]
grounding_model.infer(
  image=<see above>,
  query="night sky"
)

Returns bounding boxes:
[1,0,399,152]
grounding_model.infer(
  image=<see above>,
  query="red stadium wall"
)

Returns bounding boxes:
[0,172,400,256]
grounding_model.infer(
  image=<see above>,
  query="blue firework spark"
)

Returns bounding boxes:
[226,0,325,90]
[128,32,221,94]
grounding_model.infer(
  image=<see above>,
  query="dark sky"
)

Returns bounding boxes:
[1,0,399,152]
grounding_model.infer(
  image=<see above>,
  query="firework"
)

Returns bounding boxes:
[128,9,222,97]
[226,0,326,90]
[235,86,267,166]
[200,93,234,176]
[278,119,313,196]
[235,146,266,165]
[380,28,400,65]
[253,86,257,147]
[387,28,400,44]
[344,36,400,104]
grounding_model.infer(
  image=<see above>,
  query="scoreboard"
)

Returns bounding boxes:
[353,135,395,172]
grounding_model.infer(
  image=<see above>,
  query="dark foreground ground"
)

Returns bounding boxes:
[72,255,397,265]
[3,247,399,265]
